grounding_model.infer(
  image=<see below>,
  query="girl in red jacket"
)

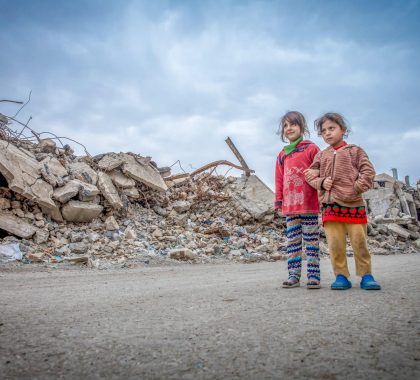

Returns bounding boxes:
[275,111,321,289]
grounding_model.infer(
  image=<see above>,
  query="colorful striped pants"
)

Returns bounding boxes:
[285,214,320,282]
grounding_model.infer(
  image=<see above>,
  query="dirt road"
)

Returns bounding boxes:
[1,255,419,380]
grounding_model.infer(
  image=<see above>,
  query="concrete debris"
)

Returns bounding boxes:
[0,134,419,269]
[97,172,123,210]
[61,201,103,222]
[0,140,56,211]
[0,213,38,239]
[53,180,81,203]
[69,162,98,185]
[109,170,136,189]
[121,154,168,192]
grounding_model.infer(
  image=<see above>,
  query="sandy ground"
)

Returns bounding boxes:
[0,254,419,380]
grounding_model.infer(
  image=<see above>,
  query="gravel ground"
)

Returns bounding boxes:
[0,254,419,380]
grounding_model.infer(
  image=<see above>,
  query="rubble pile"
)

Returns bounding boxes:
[364,174,420,254]
[0,133,290,267]
[0,130,419,268]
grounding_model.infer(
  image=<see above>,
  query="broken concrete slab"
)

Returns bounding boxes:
[364,188,395,218]
[53,180,81,203]
[233,175,274,220]
[387,223,411,240]
[109,170,136,188]
[0,213,38,238]
[61,200,103,222]
[76,180,100,201]
[97,154,124,171]
[40,156,67,187]
[40,156,68,177]
[97,172,123,209]
[122,187,140,199]
[69,162,98,185]
[121,154,168,192]
[0,140,56,210]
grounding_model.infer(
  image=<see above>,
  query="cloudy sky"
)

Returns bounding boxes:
[1,0,419,189]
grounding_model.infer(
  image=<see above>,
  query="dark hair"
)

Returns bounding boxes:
[277,111,309,142]
[314,112,350,137]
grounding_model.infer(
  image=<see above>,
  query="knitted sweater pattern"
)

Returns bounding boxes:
[307,144,375,207]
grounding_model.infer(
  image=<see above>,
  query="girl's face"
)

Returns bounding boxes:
[320,119,346,147]
[283,121,302,143]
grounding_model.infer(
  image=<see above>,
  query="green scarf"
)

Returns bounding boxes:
[284,136,303,155]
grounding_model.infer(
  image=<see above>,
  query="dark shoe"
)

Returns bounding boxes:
[307,280,321,289]
[282,276,300,288]
[331,274,352,290]
[360,274,381,290]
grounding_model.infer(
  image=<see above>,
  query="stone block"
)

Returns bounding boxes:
[109,170,136,188]
[387,223,411,240]
[40,156,68,177]
[0,213,38,238]
[97,172,123,209]
[69,162,98,185]
[122,154,168,192]
[53,180,81,203]
[233,175,274,220]
[97,154,124,171]
[62,201,103,222]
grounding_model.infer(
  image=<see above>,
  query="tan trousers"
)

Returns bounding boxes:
[324,221,372,277]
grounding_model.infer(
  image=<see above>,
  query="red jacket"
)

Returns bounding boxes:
[275,140,320,215]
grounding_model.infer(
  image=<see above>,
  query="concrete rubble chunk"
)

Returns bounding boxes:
[37,139,57,153]
[27,251,46,262]
[387,223,411,240]
[234,175,274,220]
[122,187,140,199]
[169,248,197,261]
[97,172,123,209]
[64,255,89,264]
[97,154,124,171]
[105,215,120,231]
[53,180,81,203]
[0,198,11,210]
[40,156,68,177]
[75,180,100,201]
[122,154,168,192]
[0,140,56,210]
[172,200,191,213]
[109,170,136,188]
[0,213,38,238]
[69,162,98,185]
[62,200,103,222]
[34,229,49,244]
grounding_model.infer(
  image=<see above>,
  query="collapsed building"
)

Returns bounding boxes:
[0,112,419,267]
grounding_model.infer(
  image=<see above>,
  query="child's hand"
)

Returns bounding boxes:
[304,168,319,181]
[323,177,333,191]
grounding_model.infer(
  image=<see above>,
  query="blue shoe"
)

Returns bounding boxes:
[331,274,352,290]
[360,274,381,290]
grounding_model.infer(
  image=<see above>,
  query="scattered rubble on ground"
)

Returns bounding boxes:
[0,111,419,269]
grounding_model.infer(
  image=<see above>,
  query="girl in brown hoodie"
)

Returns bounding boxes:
[304,113,381,290]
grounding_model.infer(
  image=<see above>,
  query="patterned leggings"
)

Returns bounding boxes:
[285,214,320,282]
